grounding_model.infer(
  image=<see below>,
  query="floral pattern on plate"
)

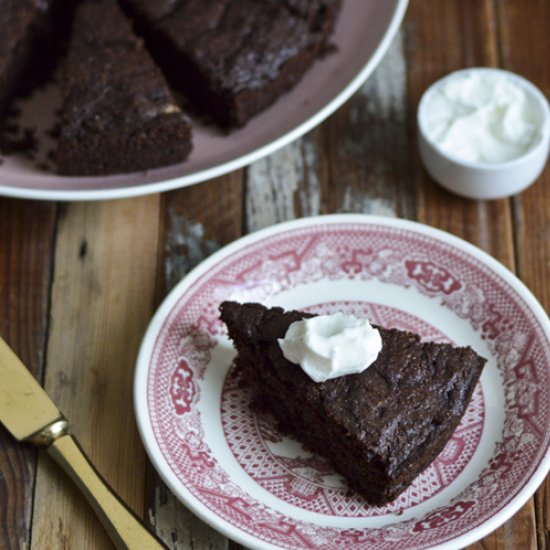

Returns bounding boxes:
[137,216,550,550]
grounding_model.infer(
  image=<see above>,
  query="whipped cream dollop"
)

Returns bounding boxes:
[278,313,382,383]
[423,71,542,163]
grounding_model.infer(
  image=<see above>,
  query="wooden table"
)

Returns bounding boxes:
[1,1,549,548]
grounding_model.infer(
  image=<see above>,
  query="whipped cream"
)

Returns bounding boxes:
[423,71,542,163]
[278,313,382,383]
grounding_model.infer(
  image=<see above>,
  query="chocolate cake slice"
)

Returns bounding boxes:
[220,301,486,506]
[120,0,341,127]
[56,0,192,176]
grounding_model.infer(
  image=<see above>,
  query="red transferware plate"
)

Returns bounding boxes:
[135,214,550,550]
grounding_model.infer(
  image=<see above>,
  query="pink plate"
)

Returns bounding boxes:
[135,214,550,550]
[0,0,407,201]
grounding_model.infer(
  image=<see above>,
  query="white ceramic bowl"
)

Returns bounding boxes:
[418,68,550,200]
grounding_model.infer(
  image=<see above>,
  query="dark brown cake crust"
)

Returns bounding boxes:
[220,301,487,506]
[56,0,192,176]
[120,0,341,127]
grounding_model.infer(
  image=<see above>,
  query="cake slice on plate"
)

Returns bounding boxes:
[56,0,192,176]
[220,301,486,506]
[119,0,342,127]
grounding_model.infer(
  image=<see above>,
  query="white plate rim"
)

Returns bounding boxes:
[0,0,408,202]
[134,213,550,550]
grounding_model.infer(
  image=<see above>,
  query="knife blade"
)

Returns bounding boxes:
[0,337,63,441]
[0,337,166,549]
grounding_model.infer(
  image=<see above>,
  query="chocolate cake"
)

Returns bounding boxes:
[3,0,341,174]
[120,0,342,127]
[0,0,61,121]
[220,301,486,506]
[56,0,192,176]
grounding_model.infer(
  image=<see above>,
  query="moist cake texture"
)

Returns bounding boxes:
[0,0,60,121]
[120,0,342,127]
[56,0,192,176]
[220,301,486,505]
[3,0,340,174]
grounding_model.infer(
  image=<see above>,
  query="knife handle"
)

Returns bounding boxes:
[47,434,166,550]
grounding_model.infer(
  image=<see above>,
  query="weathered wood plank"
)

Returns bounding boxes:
[496,0,550,307]
[246,138,313,229]
[246,30,409,234]
[406,1,536,549]
[324,31,412,218]
[496,1,550,549]
[160,173,244,294]
[0,199,57,550]
[30,196,160,549]
[147,173,243,550]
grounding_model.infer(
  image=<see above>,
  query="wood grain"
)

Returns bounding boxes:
[246,139,311,229]
[496,2,550,549]
[30,197,160,549]
[0,199,57,550]
[159,172,244,295]
[324,31,413,219]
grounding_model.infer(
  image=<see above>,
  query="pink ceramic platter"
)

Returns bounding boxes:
[0,0,407,201]
[135,214,550,550]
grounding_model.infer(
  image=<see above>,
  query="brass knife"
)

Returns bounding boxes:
[0,337,166,549]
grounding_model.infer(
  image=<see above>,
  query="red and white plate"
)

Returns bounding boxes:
[135,215,550,550]
[0,1,407,201]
